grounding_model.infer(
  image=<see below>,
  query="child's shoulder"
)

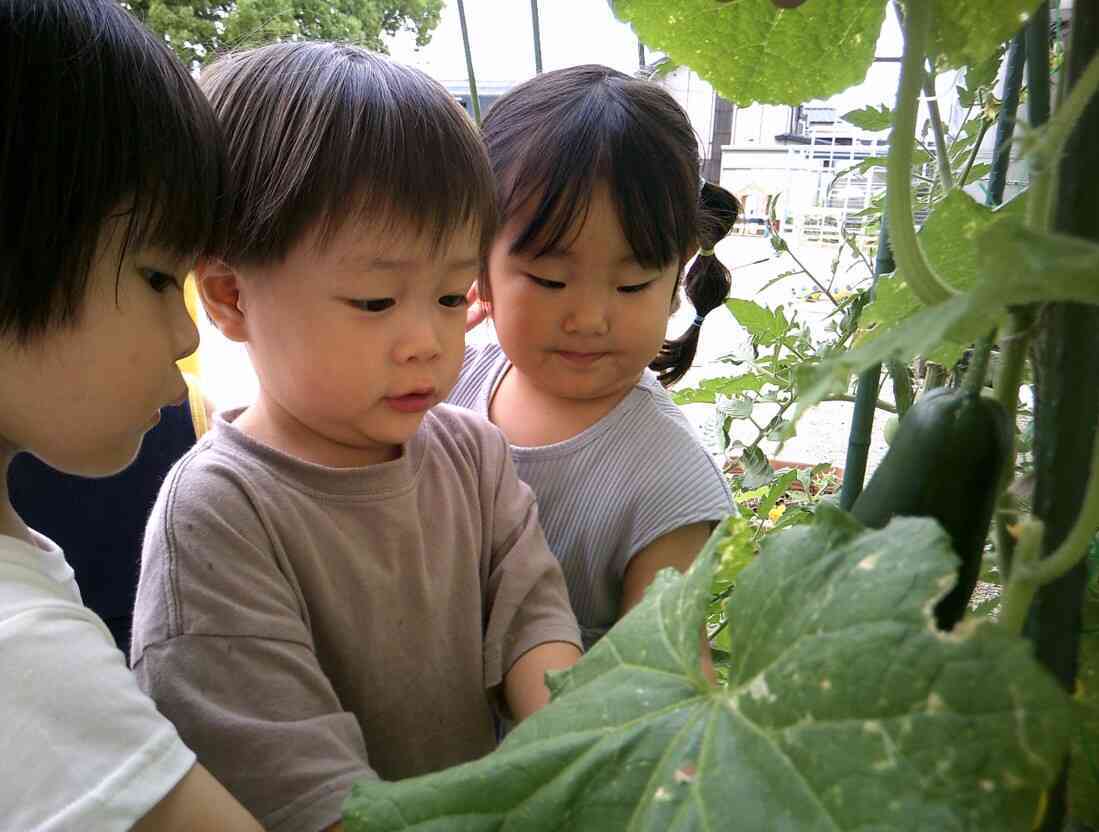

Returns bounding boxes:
[449,342,508,412]
[423,402,510,456]
[153,414,272,519]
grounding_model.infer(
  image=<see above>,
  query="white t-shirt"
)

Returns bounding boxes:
[0,531,195,831]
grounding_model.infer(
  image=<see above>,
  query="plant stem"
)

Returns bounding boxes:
[992,17,1043,579]
[962,332,996,395]
[826,394,897,414]
[782,247,839,307]
[956,117,991,188]
[888,360,914,417]
[1000,520,1046,635]
[456,0,481,125]
[922,72,955,191]
[886,0,956,305]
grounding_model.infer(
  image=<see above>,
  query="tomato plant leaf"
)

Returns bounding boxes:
[610,0,888,106]
[343,510,1071,831]
[726,298,790,346]
[841,103,893,132]
[672,373,769,405]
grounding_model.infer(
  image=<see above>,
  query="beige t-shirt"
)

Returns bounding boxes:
[131,404,581,832]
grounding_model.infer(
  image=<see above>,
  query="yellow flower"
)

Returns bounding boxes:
[768,504,786,523]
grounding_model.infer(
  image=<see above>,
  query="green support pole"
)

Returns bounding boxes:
[456,0,480,125]
[839,216,895,510]
[530,0,543,74]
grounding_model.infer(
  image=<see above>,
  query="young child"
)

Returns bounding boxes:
[450,65,738,651]
[129,42,582,832]
[0,1,260,829]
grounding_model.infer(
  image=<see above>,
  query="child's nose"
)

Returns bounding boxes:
[172,301,200,364]
[394,318,442,363]
[563,288,611,336]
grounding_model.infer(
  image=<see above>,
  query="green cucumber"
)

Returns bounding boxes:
[852,387,1013,630]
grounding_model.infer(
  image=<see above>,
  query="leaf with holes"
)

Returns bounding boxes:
[610,0,888,106]
[672,373,769,405]
[343,509,1072,831]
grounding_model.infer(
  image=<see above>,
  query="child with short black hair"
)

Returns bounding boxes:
[130,42,582,832]
[450,65,738,651]
[0,1,260,828]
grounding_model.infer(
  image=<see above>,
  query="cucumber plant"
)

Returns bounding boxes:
[342,2,1099,828]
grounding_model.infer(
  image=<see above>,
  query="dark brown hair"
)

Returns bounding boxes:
[0,0,224,342]
[480,64,739,386]
[200,42,497,266]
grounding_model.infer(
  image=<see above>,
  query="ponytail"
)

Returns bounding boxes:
[650,180,739,386]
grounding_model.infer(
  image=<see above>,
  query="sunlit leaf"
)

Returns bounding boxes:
[610,0,888,106]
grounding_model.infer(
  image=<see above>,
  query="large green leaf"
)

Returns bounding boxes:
[931,1,1045,69]
[610,0,888,106]
[344,510,1071,831]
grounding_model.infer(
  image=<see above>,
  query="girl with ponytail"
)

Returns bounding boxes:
[449,64,737,655]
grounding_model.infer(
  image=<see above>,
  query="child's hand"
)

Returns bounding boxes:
[465,282,489,332]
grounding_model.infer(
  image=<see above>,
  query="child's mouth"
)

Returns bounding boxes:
[384,389,436,413]
[556,350,607,366]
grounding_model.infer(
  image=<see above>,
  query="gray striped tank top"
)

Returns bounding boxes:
[447,343,733,649]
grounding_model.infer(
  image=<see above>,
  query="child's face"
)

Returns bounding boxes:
[232,219,476,466]
[487,185,678,403]
[0,220,199,476]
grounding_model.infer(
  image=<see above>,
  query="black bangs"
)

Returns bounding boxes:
[483,64,700,269]
[201,43,497,267]
[1,0,225,342]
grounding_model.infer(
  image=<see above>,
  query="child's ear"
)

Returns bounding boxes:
[195,259,248,343]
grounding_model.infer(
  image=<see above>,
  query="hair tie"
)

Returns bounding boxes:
[697,247,715,257]
[691,313,706,328]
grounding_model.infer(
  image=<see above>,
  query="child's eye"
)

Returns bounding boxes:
[526,274,565,290]
[618,280,654,294]
[140,268,180,293]
[348,298,395,312]
[438,294,468,308]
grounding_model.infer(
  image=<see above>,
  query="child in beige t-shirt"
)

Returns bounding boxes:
[130,42,581,832]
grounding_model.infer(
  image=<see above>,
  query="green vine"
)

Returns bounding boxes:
[885,1,956,306]
[1002,426,1099,634]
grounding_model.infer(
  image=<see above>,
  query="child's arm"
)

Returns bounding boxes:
[134,763,262,832]
[620,522,717,683]
[504,641,582,721]
[467,411,583,721]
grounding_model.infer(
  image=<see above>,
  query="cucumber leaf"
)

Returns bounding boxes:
[344,510,1071,831]
[931,1,1045,70]
[610,0,888,106]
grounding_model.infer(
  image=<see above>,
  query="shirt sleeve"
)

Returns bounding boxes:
[618,422,734,580]
[130,457,373,832]
[0,601,195,832]
[477,426,582,691]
